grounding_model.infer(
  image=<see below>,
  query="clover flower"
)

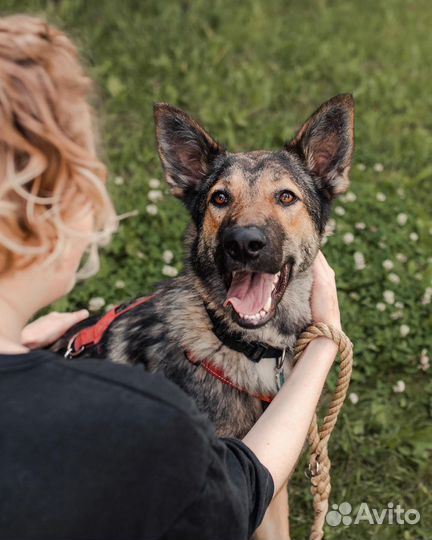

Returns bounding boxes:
[354,252,366,270]
[388,273,400,284]
[343,232,355,245]
[146,204,158,215]
[383,290,395,304]
[349,392,359,404]
[149,178,161,188]
[399,324,410,337]
[162,249,174,264]
[393,380,406,393]
[396,213,408,226]
[162,265,178,277]
[88,297,106,312]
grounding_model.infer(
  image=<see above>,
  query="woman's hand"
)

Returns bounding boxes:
[310,251,341,330]
[21,310,89,349]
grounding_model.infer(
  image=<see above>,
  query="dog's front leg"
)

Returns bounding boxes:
[254,482,290,540]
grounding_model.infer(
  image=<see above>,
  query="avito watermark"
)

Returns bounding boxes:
[326,501,420,527]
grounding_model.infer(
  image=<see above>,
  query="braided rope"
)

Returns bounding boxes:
[292,322,354,540]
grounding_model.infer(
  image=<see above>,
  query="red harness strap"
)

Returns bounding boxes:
[72,296,155,354]
[185,350,274,403]
[70,295,274,403]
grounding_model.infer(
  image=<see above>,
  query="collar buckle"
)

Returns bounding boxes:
[248,342,269,362]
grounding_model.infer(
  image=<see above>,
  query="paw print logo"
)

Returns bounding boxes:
[325,502,353,527]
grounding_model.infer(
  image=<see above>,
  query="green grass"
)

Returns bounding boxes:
[2,0,432,538]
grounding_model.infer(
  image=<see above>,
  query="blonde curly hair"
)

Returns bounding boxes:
[0,15,117,277]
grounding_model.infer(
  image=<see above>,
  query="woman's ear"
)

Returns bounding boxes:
[286,94,355,197]
[154,104,225,206]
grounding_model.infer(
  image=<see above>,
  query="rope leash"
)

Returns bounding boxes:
[292,322,354,540]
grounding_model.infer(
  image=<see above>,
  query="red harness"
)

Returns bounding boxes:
[67,296,274,403]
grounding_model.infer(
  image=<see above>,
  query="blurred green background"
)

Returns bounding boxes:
[3,0,432,538]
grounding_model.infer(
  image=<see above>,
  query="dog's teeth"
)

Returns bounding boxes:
[264,297,272,312]
[259,309,266,318]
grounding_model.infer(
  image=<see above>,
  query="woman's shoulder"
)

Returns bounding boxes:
[1,348,207,432]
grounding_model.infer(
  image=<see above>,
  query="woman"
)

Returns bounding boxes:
[0,15,341,540]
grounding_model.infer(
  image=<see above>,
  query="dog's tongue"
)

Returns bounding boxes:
[224,271,274,315]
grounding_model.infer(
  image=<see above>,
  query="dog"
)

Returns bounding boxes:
[55,94,354,539]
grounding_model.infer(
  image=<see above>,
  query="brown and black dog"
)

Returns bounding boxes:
[56,94,354,538]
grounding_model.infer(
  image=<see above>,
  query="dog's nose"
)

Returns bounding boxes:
[223,226,267,261]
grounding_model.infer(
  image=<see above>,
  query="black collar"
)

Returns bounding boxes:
[204,304,285,363]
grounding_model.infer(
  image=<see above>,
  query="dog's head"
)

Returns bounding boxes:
[154,95,354,329]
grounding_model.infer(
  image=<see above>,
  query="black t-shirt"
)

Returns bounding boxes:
[0,350,273,540]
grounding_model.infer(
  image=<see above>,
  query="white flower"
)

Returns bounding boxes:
[162,249,174,264]
[419,349,430,371]
[399,324,410,337]
[376,192,386,202]
[146,204,158,215]
[395,301,404,309]
[335,206,345,216]
[345,191,357,202]
[349,292,360,300]
[376,302,386,312]
[409,232,418,242]
[421,287,432,305]
[378,241,386,249]
[114,175,124,186]
[388,273,400,284]
[324,218,336,236]
[396,253,407,263]
[105,303,115,312]
[393,380,406,393]
[348,392,359,404]
[149,178,161,188]
[391,310,404,320]
[355,222,366,230]
[343,232,355,245]
[162,264,178,277]
[373,163,384,172]
[382,259,394,271]
[357,163,366,171]
[136,250,145,259]
[396,187,405,198]
[148,189,163,202]
[383,290,395,304]
[88,297,106,312]
[396,213,408,226]
[354,252,366,270]
[115,280,125,289]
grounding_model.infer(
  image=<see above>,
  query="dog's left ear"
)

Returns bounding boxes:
[286,94,354,197]
[154,103,224,205]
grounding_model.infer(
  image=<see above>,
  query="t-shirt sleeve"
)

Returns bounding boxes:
[163,433,274,540]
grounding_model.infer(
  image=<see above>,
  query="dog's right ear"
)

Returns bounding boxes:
[154,104,224,204]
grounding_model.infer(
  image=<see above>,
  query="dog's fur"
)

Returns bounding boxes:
[56,94,354,537]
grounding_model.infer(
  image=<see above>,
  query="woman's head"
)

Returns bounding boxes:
[0,15,116,293]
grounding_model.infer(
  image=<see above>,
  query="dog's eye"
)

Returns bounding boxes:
[278,190,297,206]
[211,191,229,207]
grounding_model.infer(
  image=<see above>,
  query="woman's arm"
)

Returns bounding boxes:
[242,251,341,494]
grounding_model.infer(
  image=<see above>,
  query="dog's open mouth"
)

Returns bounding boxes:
[223,264,291,328]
